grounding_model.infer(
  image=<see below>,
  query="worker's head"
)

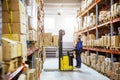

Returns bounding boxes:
[77,38,81,42]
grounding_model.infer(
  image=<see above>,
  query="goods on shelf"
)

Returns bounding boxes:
[2,23,27,34]
[96,55,105,72]
[2,38,22,60]
[28,69,36,80]
[43,33,52,47]
[88,34,95,40]
[52,35,59,47]
[111,36,120,47]
[82,13,96,30]
[111,3,120,19]
[2,34,27,43]
[22,64,29,80]
[78,0,95,15]
[81,34,87,46]
[42,47,46,63]
[0,46,2,62]
[99,10,111,23]
[3,58,18,74]
[86,56,91,66]
[2,11,26,25]
[90,53,97,68]
[2,0,25,11]
[104,58,112,77]
[28,29,37,41]
[18,74,26,80]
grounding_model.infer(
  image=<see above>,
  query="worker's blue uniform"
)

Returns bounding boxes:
[75,40,83,68]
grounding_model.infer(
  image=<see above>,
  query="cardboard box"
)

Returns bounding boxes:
[52,35,58,47]
[29,69,36,80]
[86,56,90,65]
[4,59,18,73]
[2,0,25,11]
[111,36,120,47]
[2,38,18,60]
[21,43,27,62]
[2,11,26,25]
[101,61,105,73]
[18,74,26,80]
[98,55,105,62]
[107,36,111,47]
[2,23,27,34]
[0,46,2,62]
[43,33,52,46]
[23,64,29,80]
[28,30,37,41]
[2,34,27,43]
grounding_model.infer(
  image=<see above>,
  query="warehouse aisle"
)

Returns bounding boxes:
[40,58,110,80]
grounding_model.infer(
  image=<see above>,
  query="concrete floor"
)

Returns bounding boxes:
[40,58,110,80]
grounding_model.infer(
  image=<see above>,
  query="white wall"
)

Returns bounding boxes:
[44,15,77,42]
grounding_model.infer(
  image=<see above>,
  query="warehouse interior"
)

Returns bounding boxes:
[0,0,120,80]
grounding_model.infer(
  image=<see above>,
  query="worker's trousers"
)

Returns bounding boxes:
[76,51,81,67]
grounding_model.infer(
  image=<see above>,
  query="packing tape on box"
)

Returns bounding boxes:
[9,11,13,23]
[5,0,9,11]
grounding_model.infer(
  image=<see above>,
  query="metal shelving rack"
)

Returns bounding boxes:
[75,0,120,79]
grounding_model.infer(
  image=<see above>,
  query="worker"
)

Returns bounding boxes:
[73,38,83,68]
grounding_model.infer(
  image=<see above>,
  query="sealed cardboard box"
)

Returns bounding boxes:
[2,38,18,60]
[29,69,36,80]
[23,64,29,80]
[2,11,26,25]
[86,56,90,65]
[88,34,95,40]
[111,36,120,47]
[107,36,111,47]
[29,29,37,41]
[21,43,27,62]
[2,0,25,11]
[18,74,26,80]
[3,58,18,73]
[52,35,58,47]
[98,55,105,62]
[2,34,27,43]
[2,23,27,34]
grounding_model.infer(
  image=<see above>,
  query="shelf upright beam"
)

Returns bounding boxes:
[32,54,35,68]
[87,12,90,53]
[110,0,114,63]
[96,3,99,60]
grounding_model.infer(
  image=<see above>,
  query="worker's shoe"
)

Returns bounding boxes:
[76,66,81,68]
[75,66,81,68]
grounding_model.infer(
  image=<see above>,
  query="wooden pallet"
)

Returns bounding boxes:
[111,13,120,20]
[110,47,120,51]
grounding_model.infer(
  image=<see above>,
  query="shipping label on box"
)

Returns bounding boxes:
[2,23,27,34]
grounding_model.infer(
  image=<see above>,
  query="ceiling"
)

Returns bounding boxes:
[44,0,81,15]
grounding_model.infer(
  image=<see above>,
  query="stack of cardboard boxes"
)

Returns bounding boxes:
[52,35,59,47]
[112,62,120,80]
[90,53,97,69]
[96,55,105,72]
[111,3,120,19]
[2,0,27,74]
[43,33,52,47]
